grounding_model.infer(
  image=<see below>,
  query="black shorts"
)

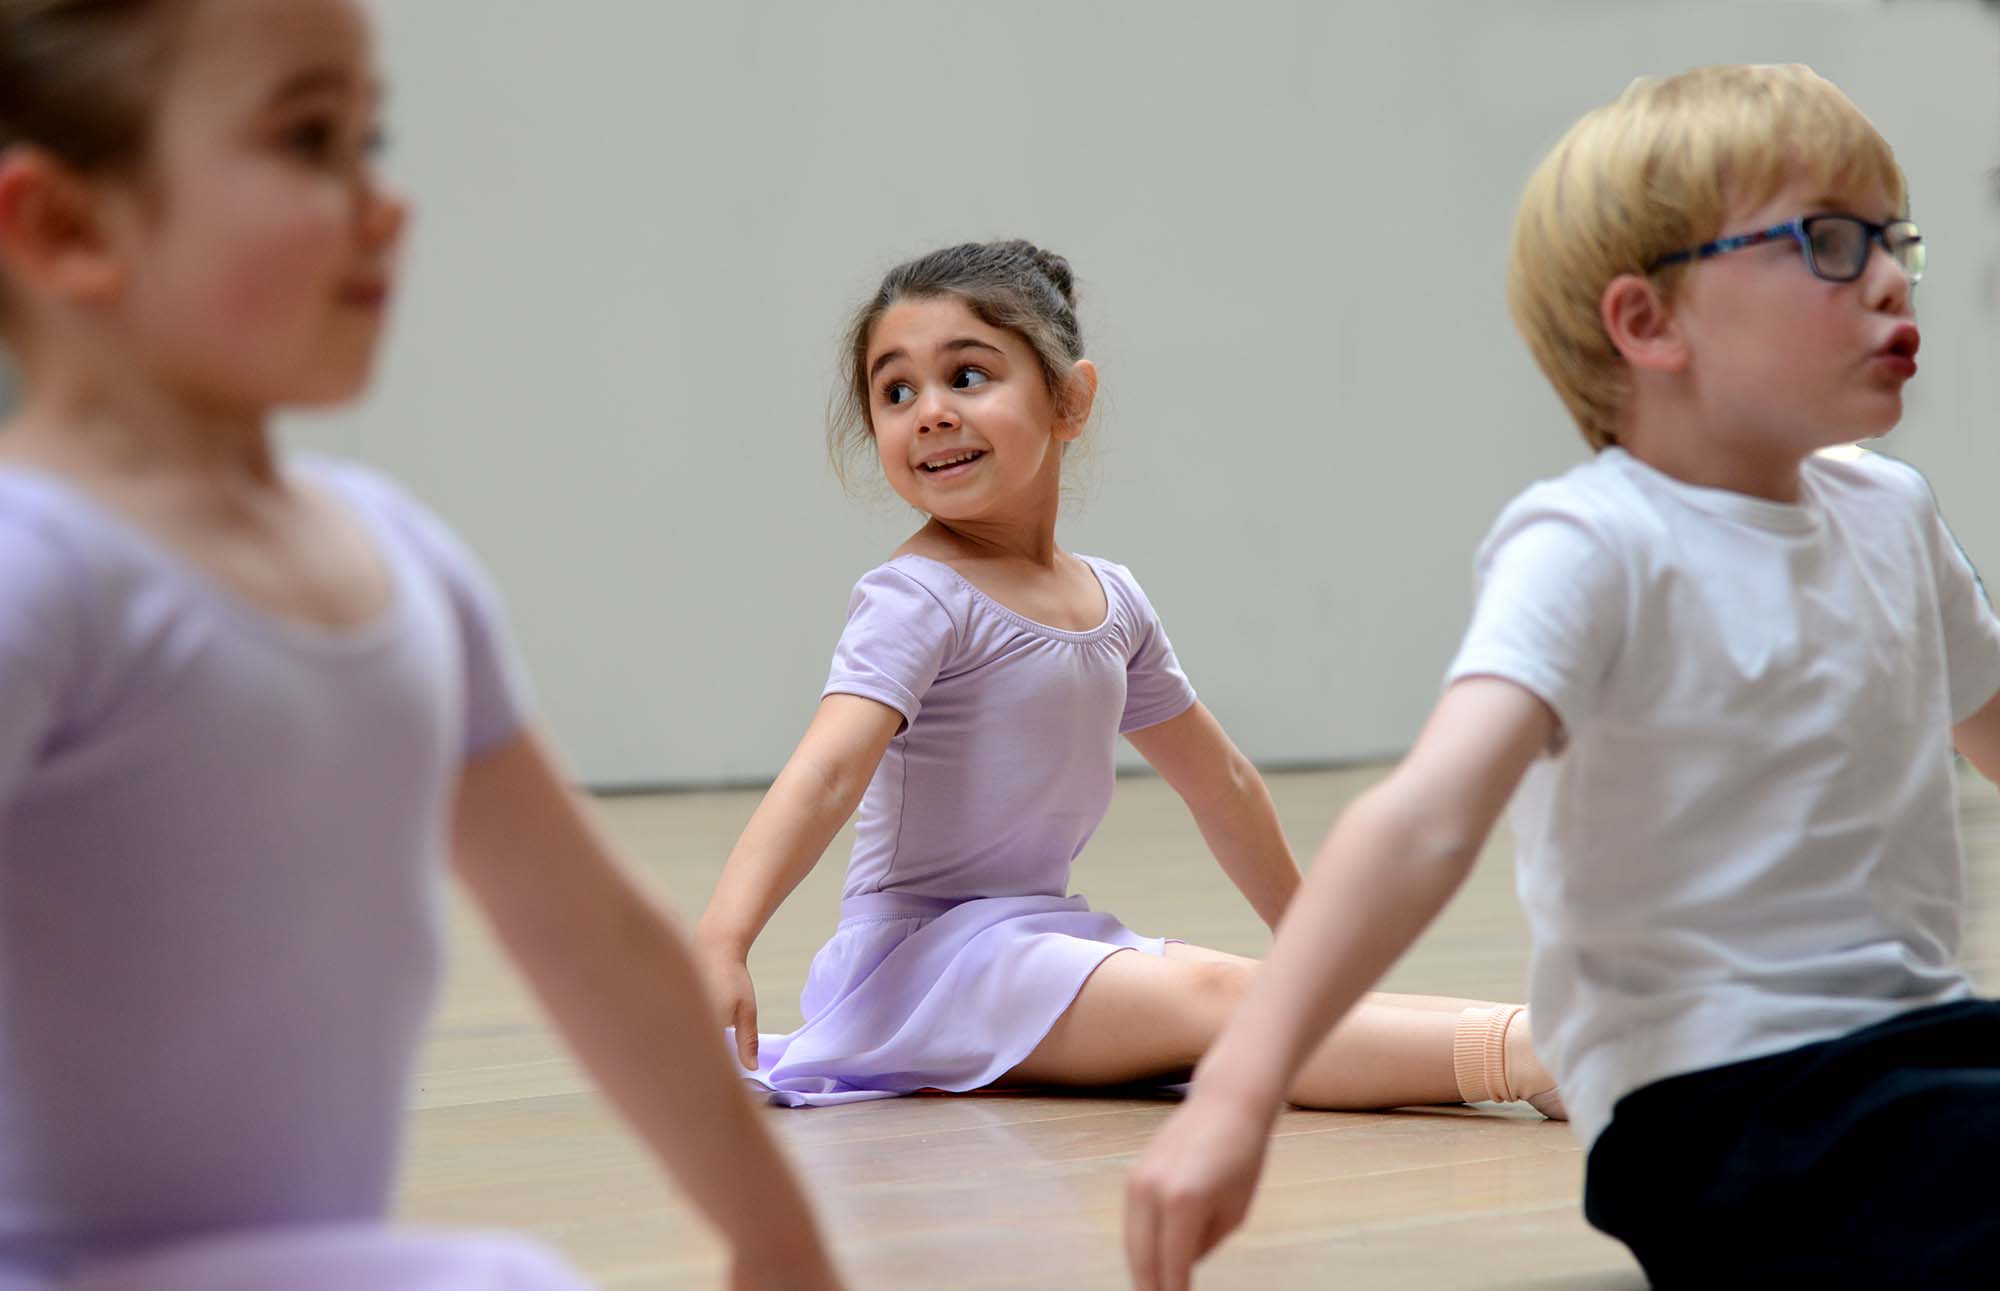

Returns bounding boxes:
[1583,998,2000,1288]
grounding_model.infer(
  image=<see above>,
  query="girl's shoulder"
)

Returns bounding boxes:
[0,461,97,532]
[0,470,113,710]
[1071,553,1171,629]
[293,455,496,597]
[0,464,136,587]
[1073,552,1143,594]
[849,549,956,595]
[855,551,1136,642]
[294,456,441,543]
[848,552,978,627]
[0,466,91,597]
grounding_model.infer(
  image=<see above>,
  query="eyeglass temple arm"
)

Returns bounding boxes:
[1654,223,1794,269]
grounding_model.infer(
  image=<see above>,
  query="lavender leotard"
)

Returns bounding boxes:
[0,463,584,1289]
[741,553,1198,1105]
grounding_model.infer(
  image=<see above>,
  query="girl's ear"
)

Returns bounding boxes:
[1052,359,1098,442]
[0,146,125,308]
[1600,273,1688,374]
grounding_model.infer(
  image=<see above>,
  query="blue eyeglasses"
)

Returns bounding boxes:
[1650,214,1924,285]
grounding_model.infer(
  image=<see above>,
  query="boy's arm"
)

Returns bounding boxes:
[452,726,846,1291]
[1124,677,1555,1291]
[1124,701,1300,930]
[1953,687,2000,784]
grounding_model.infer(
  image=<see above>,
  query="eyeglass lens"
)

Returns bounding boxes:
[1805,216,1924,282]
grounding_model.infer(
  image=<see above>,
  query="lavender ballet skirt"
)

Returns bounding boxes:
[0,1226,589,1291]
[739,891,1169,1106]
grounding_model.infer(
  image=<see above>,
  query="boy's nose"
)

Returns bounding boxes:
[1861,241,1914,315]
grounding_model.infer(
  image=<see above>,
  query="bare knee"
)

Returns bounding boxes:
[1006,950,1253,1087]
[1178,956,1254,1019]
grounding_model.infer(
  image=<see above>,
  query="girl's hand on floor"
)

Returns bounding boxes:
[1124,1093,1275,1291]
[699,950,761,1070]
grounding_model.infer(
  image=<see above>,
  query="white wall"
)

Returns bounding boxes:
[291,0,2000,787]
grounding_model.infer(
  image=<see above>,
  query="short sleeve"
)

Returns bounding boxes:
[325,467,531,758]
[0,506,81,813]
[1444,491,1626,746]
[1107,563,1197,734]
[822,566,957,725]
[1909,476,2000,723]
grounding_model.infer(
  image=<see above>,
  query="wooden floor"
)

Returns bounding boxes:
[397,764,2000,1289]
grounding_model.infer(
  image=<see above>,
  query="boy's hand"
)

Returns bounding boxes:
[698,949,760,1070]
[1125,1093,1277,1291]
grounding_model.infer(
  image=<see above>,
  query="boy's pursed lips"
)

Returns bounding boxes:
[1872,323,1920,379]
[1877,324,1920,360]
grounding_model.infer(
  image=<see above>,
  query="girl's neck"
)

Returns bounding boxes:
[3,362,278,486]
[910,514,1063,568]
[904,454,1070,567]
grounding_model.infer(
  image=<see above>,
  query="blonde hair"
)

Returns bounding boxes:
[1507,64,1907,451]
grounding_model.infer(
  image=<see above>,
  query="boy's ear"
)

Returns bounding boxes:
[0,146,125,307]
[1053,359,1098,441]
[1600,273,1688,374]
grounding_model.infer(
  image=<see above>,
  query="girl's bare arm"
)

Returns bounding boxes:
[1125,701,1301,930]
[694,694,902,1065]
[452,727,847,1290]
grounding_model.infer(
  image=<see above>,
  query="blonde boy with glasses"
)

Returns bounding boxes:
[1125,63,2000,1290]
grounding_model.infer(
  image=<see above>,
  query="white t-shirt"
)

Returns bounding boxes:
[1446,446,2000,1149]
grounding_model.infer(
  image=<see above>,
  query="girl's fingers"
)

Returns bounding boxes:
[734,1000,759,1070]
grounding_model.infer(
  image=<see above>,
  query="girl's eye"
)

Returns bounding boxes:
[281,117,386,167]
[284,117,338,162]
[952,367,989,390]
[883,381,915,406]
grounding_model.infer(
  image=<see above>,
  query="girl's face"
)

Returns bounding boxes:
[99,0,406,409]
[863,296,1084,524]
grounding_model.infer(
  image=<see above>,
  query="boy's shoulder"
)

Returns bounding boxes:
[1801,446,1934,513]
[1481,449,1660,554]
[1490,446,1933,547]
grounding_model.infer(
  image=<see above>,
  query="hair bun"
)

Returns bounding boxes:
[996,239,1075,308]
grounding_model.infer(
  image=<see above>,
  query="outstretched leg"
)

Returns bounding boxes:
[1001,942,1559,1113]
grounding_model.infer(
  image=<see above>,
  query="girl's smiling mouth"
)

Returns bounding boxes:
[919,449,987,475]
